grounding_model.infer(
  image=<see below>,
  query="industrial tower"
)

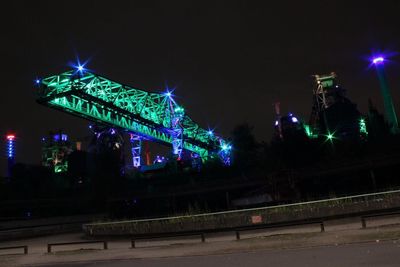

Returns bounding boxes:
[309,73,361,140]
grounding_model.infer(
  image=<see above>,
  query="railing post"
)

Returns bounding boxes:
[320,222,325,232]
[47,244,51,253]
[361,217,366,228]
[103,241,108,250]
[131,239,136,249]
[24,246,28,254]
[236,231,240,240]
[201,233,205,243]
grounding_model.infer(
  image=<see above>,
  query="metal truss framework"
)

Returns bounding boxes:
[37,70,231,163]
[130,133,142,167]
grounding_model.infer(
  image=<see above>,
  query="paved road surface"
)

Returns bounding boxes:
[33,241,400,267]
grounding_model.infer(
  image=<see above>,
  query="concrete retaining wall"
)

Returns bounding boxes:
[83,190,400,237]
[0,214,104,241]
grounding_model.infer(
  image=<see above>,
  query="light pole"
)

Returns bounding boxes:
[371,56,399,134]
[6,134,16,179]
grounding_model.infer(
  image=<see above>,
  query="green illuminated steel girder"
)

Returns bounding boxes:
[37,70,228,158]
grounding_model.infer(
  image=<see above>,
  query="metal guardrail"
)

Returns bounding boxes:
[0,245,28,255]
[130,220,325,248]
[47,240,108,253]
[361,210,400,228]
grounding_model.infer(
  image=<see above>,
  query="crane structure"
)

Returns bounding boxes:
[37,69,231,167]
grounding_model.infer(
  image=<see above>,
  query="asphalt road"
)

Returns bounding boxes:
[33,241,400,267]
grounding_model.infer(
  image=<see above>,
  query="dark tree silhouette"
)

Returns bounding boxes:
[231,123,259,170]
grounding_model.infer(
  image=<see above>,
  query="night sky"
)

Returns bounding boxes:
[1,1,400,175]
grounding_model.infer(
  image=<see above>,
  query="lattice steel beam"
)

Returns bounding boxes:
[37,70,231,161]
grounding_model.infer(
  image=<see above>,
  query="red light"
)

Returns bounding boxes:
[6,134,15,140]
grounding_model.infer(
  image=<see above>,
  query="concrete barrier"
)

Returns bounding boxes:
[0,245,28,255]
[47,240,108,253]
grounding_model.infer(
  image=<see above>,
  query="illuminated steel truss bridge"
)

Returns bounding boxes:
[37,69,231,167]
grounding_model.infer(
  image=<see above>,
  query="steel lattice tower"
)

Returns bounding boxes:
[309,72,341,135]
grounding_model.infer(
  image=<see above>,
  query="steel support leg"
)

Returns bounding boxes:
[130,134,142,168]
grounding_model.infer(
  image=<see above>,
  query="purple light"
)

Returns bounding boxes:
[154,155,163,163]
[53,134,60,142]
[372,57,384,64]
[110,128,116,135]
[275,120,279,126]
[292,117,298,123]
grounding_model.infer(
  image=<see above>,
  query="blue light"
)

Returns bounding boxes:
[292,117,298,123]
[7,138,15,158]
[35,79,40,84]
[163,87,176,98]
[71,57,89,74]
[164,90,173,98]
[372,56,384,64]
[53,134,60,142]
[221,144,232,151]
[208,130,213,135]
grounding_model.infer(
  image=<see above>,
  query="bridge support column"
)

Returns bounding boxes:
[171,106,185,160]
[172,129,183,160]
[220,151,231,166]
[130,134,142,168]
[190,153,201,171]
[218,140,232,166]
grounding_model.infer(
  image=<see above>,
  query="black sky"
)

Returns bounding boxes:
[1,0,400,174]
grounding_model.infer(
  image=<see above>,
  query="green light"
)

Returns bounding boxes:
[325,132,336,143]
[303,124,318,139]
[174,106,184,113]
[359,117,368,136]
